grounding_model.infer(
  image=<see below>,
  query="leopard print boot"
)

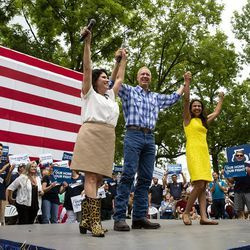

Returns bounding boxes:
[79,198,91,234]
[88,197,105,237]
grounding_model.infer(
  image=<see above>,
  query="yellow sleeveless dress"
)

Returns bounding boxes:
[184,118,212,182]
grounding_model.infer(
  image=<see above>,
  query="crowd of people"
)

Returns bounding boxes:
[1,26,249,240]
[149,170,250,221]
[0,148,116,226]
[0,148,249,228]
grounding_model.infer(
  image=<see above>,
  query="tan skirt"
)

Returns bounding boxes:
[70,122,115,178]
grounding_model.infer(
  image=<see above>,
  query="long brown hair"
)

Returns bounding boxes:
[189,99,208,128]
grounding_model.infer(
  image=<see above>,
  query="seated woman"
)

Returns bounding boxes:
[7,161,43,224]
[160,193,175,219]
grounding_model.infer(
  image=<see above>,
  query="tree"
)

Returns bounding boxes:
[122,0,240,171]
[208,79,250,172]
[1,0,247,169]
[0,0,156,70]
[232,0,250,63]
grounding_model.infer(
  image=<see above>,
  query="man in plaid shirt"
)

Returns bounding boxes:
[113,67,191,231]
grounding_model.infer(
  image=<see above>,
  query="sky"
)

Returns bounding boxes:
[218,0,249,80]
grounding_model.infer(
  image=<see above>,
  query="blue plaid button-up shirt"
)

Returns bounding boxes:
[118,84,181,130]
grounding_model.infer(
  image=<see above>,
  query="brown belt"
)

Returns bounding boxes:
[126,125,152,134]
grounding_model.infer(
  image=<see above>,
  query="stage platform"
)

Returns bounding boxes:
[1,220,249,250]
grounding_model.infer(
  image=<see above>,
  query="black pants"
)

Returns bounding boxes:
[101,209,112,221]
[16,203,38,224]
[212,199,225,219]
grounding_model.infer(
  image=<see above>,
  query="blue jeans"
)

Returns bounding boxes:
[42,199,59,224]
[113,130,155,221]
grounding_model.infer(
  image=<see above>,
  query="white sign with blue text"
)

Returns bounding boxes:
[71,195,85,213]
[153,167,165,180]
[39,153,53,165]
[9,154,30,166]
[53,160,69,168]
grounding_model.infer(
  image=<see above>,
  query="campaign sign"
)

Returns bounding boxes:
[71,195,85,213]
[1,145,9,162]
[62,152,73,161]
[53,160,69,168]
[9,154,30,166]
[224,162,247,178]
[51,166,72,184]
[153,167,165,180]
[113,165,123,173]
[226,144,250,163]
[167,164,182,174]
[39,153,53,165]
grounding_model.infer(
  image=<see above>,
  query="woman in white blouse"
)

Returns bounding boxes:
[7,161,43,224]
[70,28,127,237]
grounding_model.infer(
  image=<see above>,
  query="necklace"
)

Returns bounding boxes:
[29,175,37,185]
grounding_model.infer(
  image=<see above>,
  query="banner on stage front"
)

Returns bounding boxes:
[224,162,247,178]
[153,167,165,180]
[9,154,30,166]
[51,166,72,184]
[39,153,53,165]
[71,195,85,213]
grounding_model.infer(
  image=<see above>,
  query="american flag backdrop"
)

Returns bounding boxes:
[0,46,83,160]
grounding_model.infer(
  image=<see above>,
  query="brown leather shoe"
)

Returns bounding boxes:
[114,221,130,231]
[132,219,160,229]
[200,219,218,225]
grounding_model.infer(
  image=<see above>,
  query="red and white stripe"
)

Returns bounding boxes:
[0,46,83,160]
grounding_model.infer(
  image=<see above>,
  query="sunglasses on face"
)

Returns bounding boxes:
[236,154,244,157]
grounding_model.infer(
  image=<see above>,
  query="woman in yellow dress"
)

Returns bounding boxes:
[182,72,224,225]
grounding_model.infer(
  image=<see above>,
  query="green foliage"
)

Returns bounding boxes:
[0,0,248,170]
[232,0,250,63]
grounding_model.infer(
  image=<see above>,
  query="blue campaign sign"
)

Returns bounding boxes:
[167,164,182,174]
[113,165,123,173]
[62,152,73,161]
[224,162,247,178]
[2,146,9,162]
[51,166,72,184]
[226,144,250,163]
